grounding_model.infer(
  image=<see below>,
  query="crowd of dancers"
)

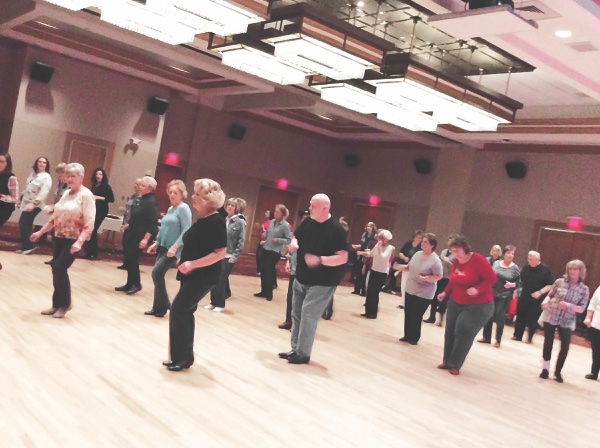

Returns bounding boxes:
[1,151,599,381]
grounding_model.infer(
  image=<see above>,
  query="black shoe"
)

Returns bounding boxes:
[423,318,435,324]
[288,353,310,364]
[166,360,193,371]
[360,292,366,297]
[115,284,131,292]
[399,337,409,342]
[265,297,273,301]
[116,264,126,270]
[254,292,268,298]
[409,341,418,346]
[554,372,564,383]
[360,313,376,319]
[511,336,522,341]
[539,369,549,379]
[125,285,142,295]
[278,350,295,360]
[351,291,360,295]
[162,360,174,367]
[585,373,598,380]
[86,254,97,260]
[145,309,168,317]
[44,259,54,265]
[322,308,333,320]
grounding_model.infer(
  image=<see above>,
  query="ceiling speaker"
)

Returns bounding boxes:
[468,1,514,9]
[414,158,432,175]
[505,161,527,179]
[344,154,360,168]
[30,61,54,83]
[227,123,247,140]
[147,96,169,115]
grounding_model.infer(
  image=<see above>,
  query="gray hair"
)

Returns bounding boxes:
[65,162,85,177]
[140,176,157,191]
[528,251,541,259]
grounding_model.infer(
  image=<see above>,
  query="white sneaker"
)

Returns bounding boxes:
[203,304,215,310]
[22,247,38,255]
[213,307,225,313]
[15,249,23,254]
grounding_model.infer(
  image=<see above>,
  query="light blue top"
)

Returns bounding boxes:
[156,203,192,259]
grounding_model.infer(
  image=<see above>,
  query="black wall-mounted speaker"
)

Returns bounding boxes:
[344,154,360,168]
[468,0,514,10]
[414,158,432,175]
[505,161,527,179]
[147,96,169,115]
[227,123,247,140]
[30,61,54,83]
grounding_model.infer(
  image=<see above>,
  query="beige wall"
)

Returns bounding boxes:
[8,48,168,212]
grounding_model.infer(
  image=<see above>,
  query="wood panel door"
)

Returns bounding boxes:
[63,133,114,189]
[248,186,299,254]
[537,227,600,294]
[154,163,184,215]
[347,202,395,248]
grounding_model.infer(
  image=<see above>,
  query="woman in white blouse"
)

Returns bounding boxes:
[358,229,394,319]
[17,156,52,254]
[584,286,600,381]
[31,163,95,318]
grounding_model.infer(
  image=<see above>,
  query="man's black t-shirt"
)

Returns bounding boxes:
[520,262,554,299]
[295,216,348,286]
[177,213,227,284]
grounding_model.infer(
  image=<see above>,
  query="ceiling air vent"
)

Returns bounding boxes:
[566,41,599,53]
[514,1,561,21]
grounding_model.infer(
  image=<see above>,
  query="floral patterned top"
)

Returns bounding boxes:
[543,277,589,331]
[51,186,96,240]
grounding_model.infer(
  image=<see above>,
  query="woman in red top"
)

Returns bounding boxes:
[437,235,496,375]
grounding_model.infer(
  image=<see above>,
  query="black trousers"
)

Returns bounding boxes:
[210,259,235,308]
[51,237,77,309]
[285,274,296,322]
[365,271,387,317]
[123,239,142,287]
[169,279,214,364]
[0,203,15,227]
[482,296,512,343]
[542,323,572,373]
[514,295,542,341]
[589,327,600,376]
[85,212,107,256]
[404,293,431,343]
[260,249,280,298]
[19,207,41,250]
[426,278,449,320]
[255,243,264,274]
[352,260,366,294]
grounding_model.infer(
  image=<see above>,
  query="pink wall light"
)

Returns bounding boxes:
[277,178,289,190]
[567,216,583,231]
[369,195,380,207]
[165,152,179,166]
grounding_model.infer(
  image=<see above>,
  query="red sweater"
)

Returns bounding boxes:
[443,253,496,305]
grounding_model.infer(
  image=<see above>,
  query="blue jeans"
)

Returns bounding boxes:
[151,246,177,312]
[290,280,336,357]
[443,299,494,370]
[19,207,41,250]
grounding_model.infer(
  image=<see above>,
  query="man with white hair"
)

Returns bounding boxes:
[278,194,348,364]
[512,250,554,343]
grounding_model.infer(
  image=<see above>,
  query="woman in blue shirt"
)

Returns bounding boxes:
[145,179,192,317]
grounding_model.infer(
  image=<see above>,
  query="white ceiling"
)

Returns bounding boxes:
[0,0,598,149]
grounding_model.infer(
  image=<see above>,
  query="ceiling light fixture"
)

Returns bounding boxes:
[554,30,572,38]
[314,82,385,114]
[44,0,96,10]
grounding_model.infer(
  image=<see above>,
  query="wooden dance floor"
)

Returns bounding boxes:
[0,251,596,447]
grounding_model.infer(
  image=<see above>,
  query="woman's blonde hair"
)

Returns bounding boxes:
[194,178,225,210]
[225,197,240,214]
[275,204,288,218]
[565,259,586,281]
[490,244,502,256]
[166,179,187,199]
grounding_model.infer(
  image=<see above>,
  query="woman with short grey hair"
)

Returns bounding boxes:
[30,162,95,318]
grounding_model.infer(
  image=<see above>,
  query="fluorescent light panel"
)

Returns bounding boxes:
[216,45,310,85]
[266,35,374,80]
[101,1,197,45]
[314,83,385,114]
[377,104,438,132]
[44,0,95,10]
[148,0,262,36]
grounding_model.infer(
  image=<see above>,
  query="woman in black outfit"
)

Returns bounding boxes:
[351,221,377,296]
[85,168,114,260]
[0,153,18,270]
[163,178,227,372]
[115,176,158,295]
